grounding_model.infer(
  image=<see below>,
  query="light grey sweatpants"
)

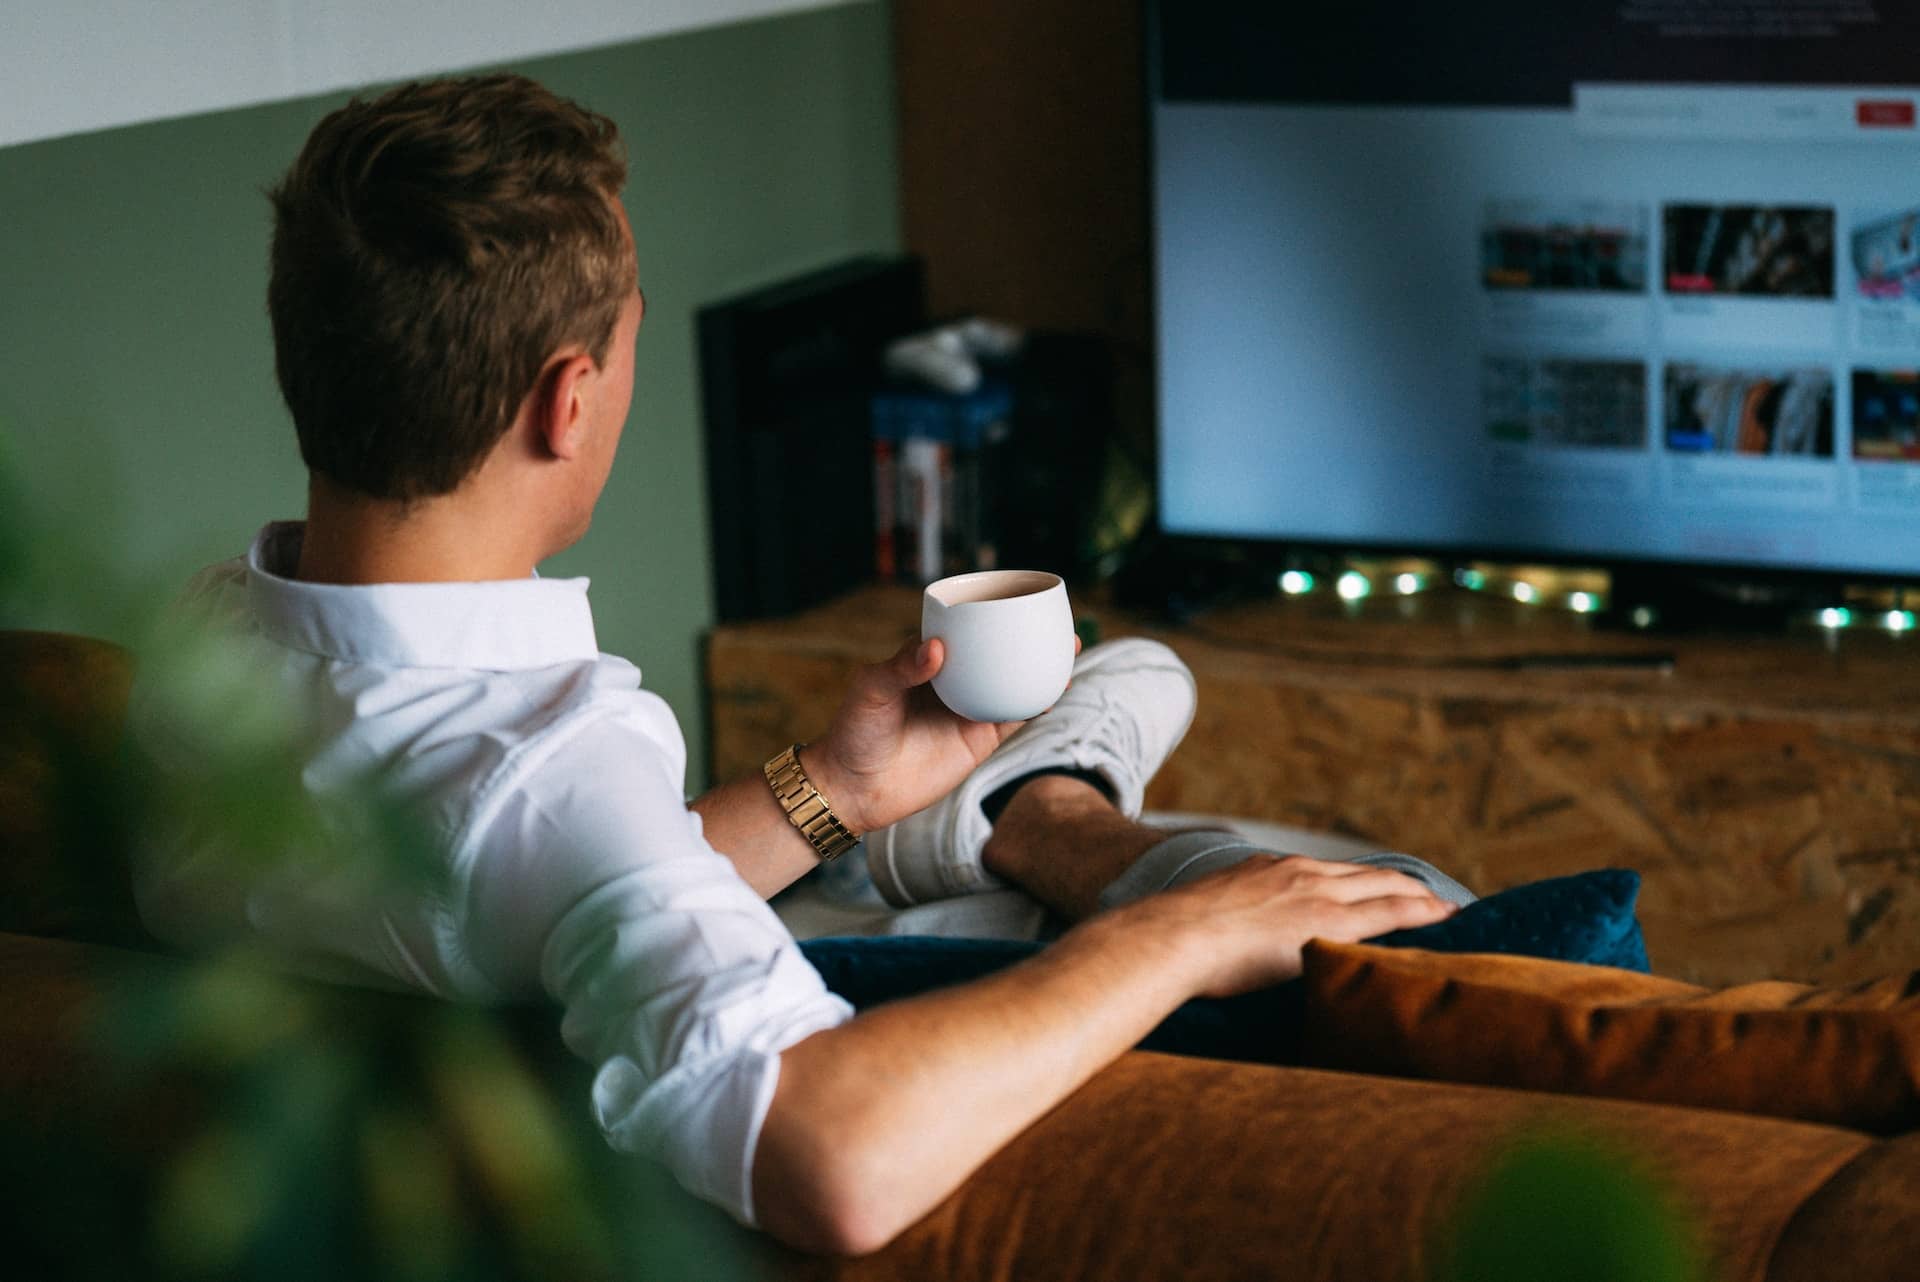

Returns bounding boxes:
[862,828,1476,943]
[1098,829,1478,913]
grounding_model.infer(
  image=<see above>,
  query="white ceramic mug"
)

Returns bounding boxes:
[922,569,1075,722]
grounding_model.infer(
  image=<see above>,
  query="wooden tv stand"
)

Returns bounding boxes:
[705,583,1920,986]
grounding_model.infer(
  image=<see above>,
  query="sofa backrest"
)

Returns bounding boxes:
[0,629,152,948]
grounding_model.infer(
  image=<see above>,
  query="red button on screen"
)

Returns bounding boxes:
[1857,100,1916,127]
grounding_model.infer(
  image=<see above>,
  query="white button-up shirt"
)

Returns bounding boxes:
[132,522,853,1225]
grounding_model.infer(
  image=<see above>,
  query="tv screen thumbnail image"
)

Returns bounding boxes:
[1665,364,1834,457]
[1663,205,1834,297]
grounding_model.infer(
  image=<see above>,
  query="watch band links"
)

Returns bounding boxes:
[763,743,861,863]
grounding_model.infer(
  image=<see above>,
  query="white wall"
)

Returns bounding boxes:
[1,0,856,148]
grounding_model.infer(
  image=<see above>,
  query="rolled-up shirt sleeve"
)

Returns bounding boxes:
[461,717,852,1226]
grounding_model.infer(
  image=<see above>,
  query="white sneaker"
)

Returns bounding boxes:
[865,638,1198,906]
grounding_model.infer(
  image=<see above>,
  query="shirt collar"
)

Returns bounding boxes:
[245,521,601,670]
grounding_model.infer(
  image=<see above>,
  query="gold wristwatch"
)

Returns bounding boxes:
[763,743,861,863]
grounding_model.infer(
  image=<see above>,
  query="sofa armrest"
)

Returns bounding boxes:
[767,1048,1877,1281]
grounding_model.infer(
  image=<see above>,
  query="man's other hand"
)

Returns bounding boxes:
[1122,854,1459,999]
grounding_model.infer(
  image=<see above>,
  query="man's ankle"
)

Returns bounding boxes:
[979,767,1115,825]
[981,775,1134,885]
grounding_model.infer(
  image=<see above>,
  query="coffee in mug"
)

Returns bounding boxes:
[922,570,1074,722]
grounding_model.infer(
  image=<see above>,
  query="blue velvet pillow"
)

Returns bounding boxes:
[800,868,1648,1066]
[1373,868,1648,973]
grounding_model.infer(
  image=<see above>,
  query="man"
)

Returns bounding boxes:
[134,74,1465,1255]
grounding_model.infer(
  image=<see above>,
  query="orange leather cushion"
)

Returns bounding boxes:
[1300,940,1920,1133]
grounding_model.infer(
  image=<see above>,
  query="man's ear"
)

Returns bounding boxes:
[533,351,598,461]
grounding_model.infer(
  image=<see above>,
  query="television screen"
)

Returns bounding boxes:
[1152,0,1920,579]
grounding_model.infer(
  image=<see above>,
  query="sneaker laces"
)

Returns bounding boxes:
[1073,687,1139,785]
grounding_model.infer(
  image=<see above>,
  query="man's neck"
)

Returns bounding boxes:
[296,476,545,584]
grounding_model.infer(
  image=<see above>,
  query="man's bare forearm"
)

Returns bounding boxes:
[751,902,1204,1255]
[690,746,845,899]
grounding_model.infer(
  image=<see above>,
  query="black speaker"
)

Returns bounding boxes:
[697,257,926,622]
[996,332,1114,582]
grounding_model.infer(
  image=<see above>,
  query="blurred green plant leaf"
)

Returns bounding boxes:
[1434,1127,1705,1282]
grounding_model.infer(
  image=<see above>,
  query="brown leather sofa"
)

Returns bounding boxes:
[4,629,1916,1280]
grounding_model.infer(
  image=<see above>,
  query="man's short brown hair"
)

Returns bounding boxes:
[268,74,635,501]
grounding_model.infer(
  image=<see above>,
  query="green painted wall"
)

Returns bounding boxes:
[0,3,900,784]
